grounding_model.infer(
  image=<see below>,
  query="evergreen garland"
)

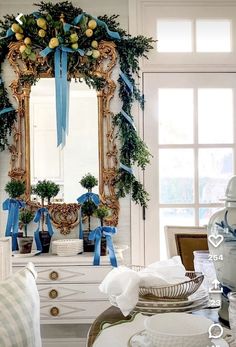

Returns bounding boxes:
[0,1,155,206]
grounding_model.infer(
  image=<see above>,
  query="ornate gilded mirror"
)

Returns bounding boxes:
[0,2,153,234]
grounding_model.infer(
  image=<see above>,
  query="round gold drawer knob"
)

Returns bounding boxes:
[50,307,59,317]
[49,271,59,281]
[49,289,58,299]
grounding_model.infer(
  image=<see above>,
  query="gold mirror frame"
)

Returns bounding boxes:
[6,40,119,234]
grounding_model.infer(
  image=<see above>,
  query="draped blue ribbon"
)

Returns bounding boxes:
[33,207,54,251]
[120,163,133,175]
[0,107,14,116]
[40,45,84,147]
[120,71,133,93]
[120,109,136,130]
[0,28,14,41]
[89,226,117,266]
[77,192,100,239]
[64,13,84,32]
[2,199,25,251]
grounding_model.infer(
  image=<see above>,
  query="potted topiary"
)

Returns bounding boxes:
[32,180,59,253]
[77,173,99,252]
[18,208,34,254]
[94,205,110,256]
[3,180,26,251]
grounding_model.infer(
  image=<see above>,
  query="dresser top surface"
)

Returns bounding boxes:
[12,252,122,266]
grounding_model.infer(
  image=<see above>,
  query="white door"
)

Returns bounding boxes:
[143,72,236,264]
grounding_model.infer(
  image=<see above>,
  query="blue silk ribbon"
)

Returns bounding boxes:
[120,71,133,93]
[89,226,117,267]
[0,28,14,41]
[120,109,136,130]
[120,163,133,175]
[40,45,84,147]
[77,192,100,239]
[0,107,14,116]
[33,207,54,251]
[2,198,25,251]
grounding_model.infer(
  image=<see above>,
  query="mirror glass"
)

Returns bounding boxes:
[29,78,99,203]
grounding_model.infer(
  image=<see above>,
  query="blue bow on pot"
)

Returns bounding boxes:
[77,192,100,239]
[34,207,54,251]
[89,226,117,267]
[2,198,25,251]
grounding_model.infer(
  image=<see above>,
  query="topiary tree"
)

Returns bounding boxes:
[32,180,60,205]
[80,173,98,192]
[19,208,34,237]
[5,180,25,199]
[94,205,110,227]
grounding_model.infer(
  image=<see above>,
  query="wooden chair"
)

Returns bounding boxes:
[164,226,208,271]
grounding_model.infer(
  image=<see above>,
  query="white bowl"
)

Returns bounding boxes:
[144,313,212,347]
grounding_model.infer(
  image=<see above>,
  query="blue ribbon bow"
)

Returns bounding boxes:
[0,28,14,41]
[89,226,117,267]
[34,207,54,251]
[77,192,100,239]
[2,199,25,251]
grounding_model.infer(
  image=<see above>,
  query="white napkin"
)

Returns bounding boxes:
[99,266,140,316]
[99,256,188,316]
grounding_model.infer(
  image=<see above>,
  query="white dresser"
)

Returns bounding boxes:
[12,253,117,324]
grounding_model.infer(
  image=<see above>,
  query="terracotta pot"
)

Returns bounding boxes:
[17,236,33,254]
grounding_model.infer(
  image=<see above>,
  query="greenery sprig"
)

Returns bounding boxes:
[0,1,155,206]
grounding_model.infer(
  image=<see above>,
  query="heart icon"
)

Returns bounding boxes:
[208,234,224,248]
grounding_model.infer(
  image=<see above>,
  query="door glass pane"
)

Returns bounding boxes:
[199,148,233,203]
[196,20,231,52]
[198,89,233,144]
[199,207,222,226]
[159,89,193,144]
[159,149,194,203]
[157,20,192,52]
[160,208,195,259]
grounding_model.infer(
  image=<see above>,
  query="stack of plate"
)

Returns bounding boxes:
[132,289,209,315]
[52,239,83,256]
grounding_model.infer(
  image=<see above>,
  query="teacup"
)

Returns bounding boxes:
[144,313,213,347]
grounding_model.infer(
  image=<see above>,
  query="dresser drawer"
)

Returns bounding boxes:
[40,301,110,321]
[38,283,107,301]
[29,266,111,283]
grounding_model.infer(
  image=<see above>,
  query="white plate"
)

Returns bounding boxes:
[92,313,232,347]
[128,330,230,347]
[12,250,41,257]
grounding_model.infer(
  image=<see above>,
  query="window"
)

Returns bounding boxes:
[144,73,236,261]
[157,19,231,53]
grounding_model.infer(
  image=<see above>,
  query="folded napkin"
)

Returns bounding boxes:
[99,256,188,316]
[99,266,140,316]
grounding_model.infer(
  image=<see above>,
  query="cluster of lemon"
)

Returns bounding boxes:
[11,16,101,60]
[11,23,36,60]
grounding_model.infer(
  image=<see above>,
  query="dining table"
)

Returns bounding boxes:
[86,306,222,347]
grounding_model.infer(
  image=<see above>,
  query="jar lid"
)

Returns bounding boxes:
[220,176,236,202]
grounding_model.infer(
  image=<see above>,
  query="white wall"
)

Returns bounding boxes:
[0,0,131,262]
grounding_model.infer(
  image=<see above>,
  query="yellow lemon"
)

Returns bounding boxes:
[71,43,78,50]
[24,37,31,45]
[92,49,100,59]
[19,45,26,53]
[70,33,78,43]
[38,29,46,38]
[85,29,93,37]
[37,18,47,30]
[91,40,98,49]
[11,23,22,33]
[15,33,24,40]
[49,37,59,49]
[86,50,93,56]
[88,19,97,30]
